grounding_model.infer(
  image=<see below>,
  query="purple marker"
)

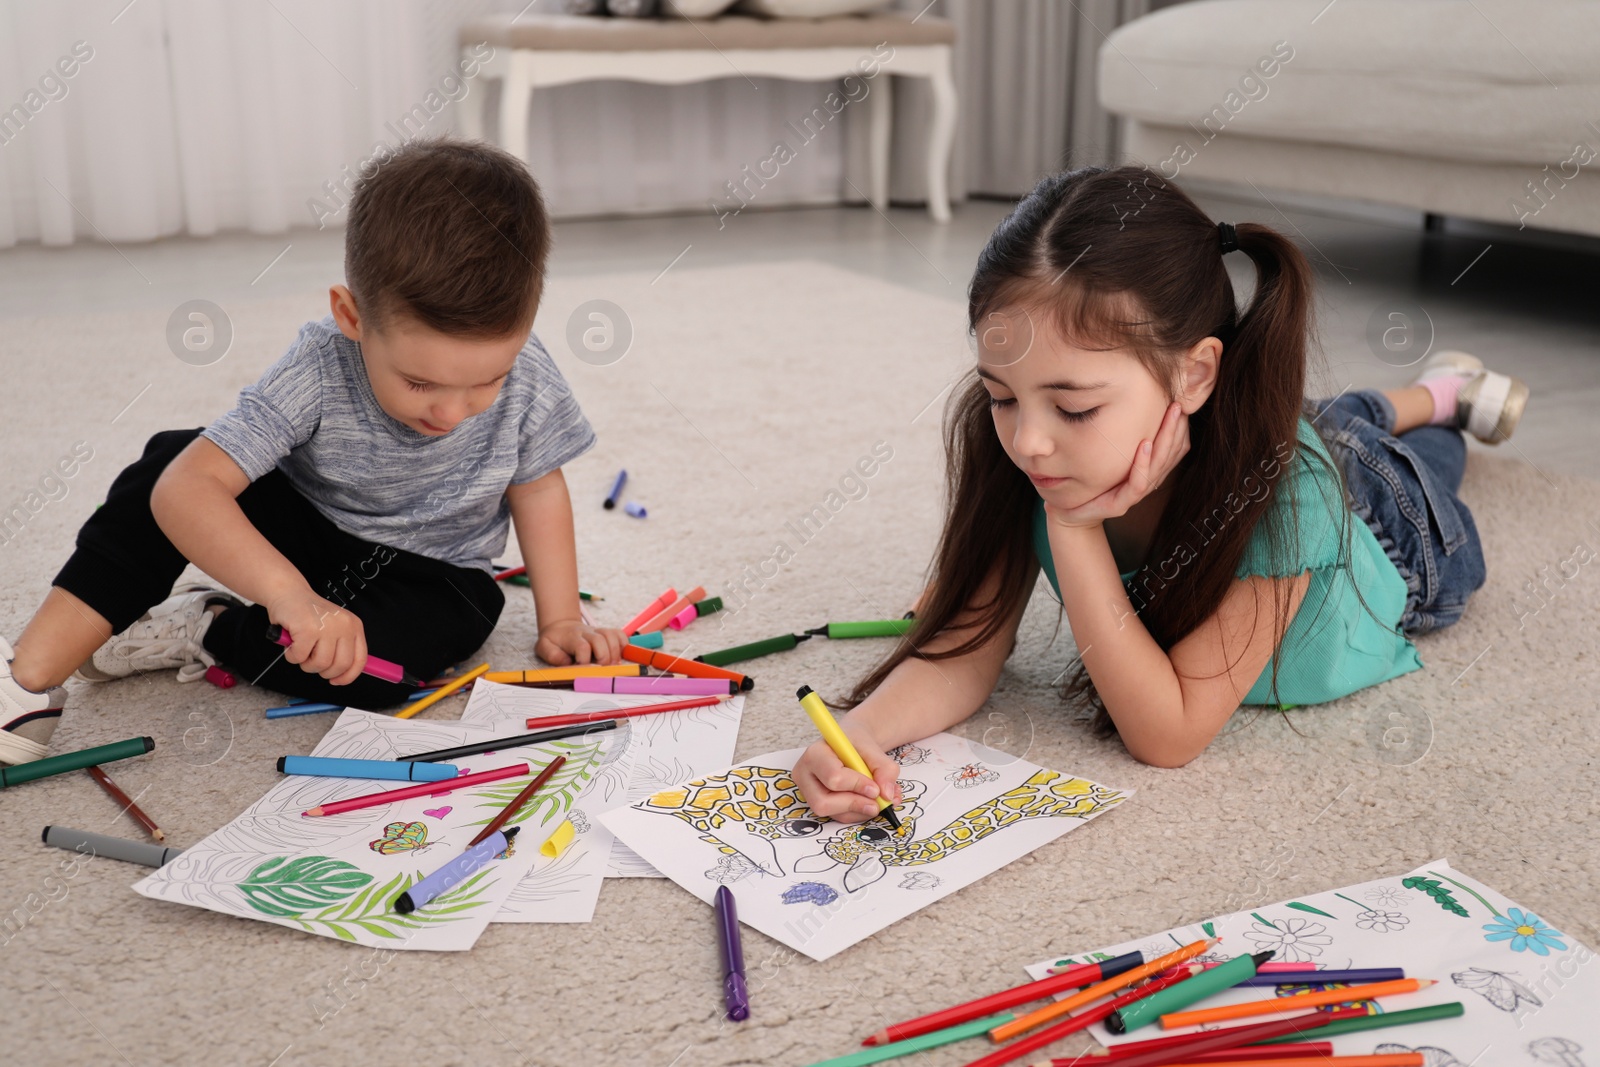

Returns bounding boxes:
[715,885,749,1021]
[572,676,732,696]
[604,469,627,509]
[624,501,647,519]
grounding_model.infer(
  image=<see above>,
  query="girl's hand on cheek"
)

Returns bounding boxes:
[1045,401,1190,529]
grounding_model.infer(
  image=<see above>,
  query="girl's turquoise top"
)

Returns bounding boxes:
[1033,417,1422,706]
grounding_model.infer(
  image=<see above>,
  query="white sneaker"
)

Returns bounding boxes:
[74,583,242,684]
[0,636,65,766]
[1412,349,1529,445]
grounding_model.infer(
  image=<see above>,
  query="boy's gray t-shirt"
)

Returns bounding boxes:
[202,315,595,573]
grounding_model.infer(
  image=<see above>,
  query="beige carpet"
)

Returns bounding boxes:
[2,260,1597,1067]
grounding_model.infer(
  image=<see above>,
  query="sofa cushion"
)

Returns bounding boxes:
[460,11,955,50]
[1099,0,1600,165]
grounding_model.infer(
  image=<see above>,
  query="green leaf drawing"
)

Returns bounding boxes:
[1286,901,1337,918]
[1251,912,1278,930]
[238,856,372,916]
[1402,875,1469,917]
[1427,869,1503,919]
[1202,921,1216,938]
[466,742,602,830]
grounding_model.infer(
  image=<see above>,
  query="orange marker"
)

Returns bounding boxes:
[1160,977,1435,1029]
[622,588,676,636]
[989,938,1217,1043]
[484,665,641,685]
[621,644,753,690]
[637,586,706,634]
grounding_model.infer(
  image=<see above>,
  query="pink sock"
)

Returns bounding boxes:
[1420,374,1469,425]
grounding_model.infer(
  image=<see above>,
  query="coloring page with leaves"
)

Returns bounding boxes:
[1025,860,1596,1059]
[599,731,1130,962]
[132,709,620,949]
[459,679,744,879]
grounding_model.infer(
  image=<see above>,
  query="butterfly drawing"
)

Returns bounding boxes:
[1451,966,1542,1013]
[494,836,516,861]
[368,821,433,856]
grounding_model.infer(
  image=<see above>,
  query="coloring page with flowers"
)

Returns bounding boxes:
[1024,860,1595,1058]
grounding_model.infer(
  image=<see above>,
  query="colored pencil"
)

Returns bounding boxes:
[622,645,753,690]
[302,762,529,817]
[1083,1008,1360,1067]
[864,951,1145,1047]
[1234,967,1404,987]
[484,665,641,685]
[266,625,421,687]
[1086,1006,1367,1062]
[1253,1001,1464,1043]
[810,1015,1017,1067]
[85,765,165,842]
[1058,1042,1333,1063]
[493,565,526,580]
[1156,1057,1421,1067]
[395,662,490,719]
[1159,978,1435,1028]
[964,967,1204,1067]
[1111,952,1272,1033]
[638,585,706,634]
[0,736,154,789]
[526,696,723,730]
[623,587,677,635]
[990,940,1217,1043]
[399,720,619,763]
[467,755,565,846]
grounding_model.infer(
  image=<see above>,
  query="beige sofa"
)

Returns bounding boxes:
[1098,0,1600,238]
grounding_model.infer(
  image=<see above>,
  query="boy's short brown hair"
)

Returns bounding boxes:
[345,138,550,339]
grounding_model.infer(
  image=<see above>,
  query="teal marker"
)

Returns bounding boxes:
[628,631,664,649]
[1109,950,1273,1033]
[276,756,458,782]
[801,1013,1013,1067]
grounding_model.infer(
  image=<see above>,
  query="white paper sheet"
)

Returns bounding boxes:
[133,710,619,949]
[1024,860,1599,1056]
[600,731,1131,962]
[459,679,744,878]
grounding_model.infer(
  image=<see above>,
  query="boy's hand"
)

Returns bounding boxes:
[265,589,369,686]
[536,619,624,666]
[792,719,903,824]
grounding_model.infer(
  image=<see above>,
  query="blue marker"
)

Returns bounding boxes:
[628,631,664,649]
[624,501,647,519]
[267,689,434,719]
[604,469,627,510]
[395,827,519,913]
[276,756,459,782]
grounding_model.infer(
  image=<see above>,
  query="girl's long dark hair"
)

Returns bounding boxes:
[845,165,1349,732]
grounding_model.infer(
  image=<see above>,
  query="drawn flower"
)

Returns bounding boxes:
[1243,917,1333,962]
[945,763,1000,789]
[1364,886,1413,907]
[1483,908,1568,956]
[1355,909,1410,933]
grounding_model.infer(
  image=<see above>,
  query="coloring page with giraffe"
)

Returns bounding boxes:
[133,709,627,948]
[458,678,745,880]
[1025,860,1597,1059]
[598,731,1131,961]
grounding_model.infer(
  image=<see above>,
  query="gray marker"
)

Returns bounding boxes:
[43,826,183,867]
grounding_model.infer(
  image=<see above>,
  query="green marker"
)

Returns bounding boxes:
[806,619,916,639]
[696,632,809,667]
[1258,1000,1465,1042]
[1109,950,1272,1033]
[802,1012,1013,1067]
[692,596,723,616]
[0,736,155,789]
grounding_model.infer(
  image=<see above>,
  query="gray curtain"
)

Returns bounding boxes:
[849,0,1153,204]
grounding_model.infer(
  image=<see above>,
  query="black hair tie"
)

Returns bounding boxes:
[1217,221,1239,255]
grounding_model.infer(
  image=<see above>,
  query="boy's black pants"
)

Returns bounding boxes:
[53,428,504,709]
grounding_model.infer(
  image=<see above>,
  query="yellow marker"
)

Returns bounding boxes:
[540,820,577,859]
[395,662,491,720]
[795,684,901,829]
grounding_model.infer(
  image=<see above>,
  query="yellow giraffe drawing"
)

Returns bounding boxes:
[793,769,1123,892]
[638,766,846,876]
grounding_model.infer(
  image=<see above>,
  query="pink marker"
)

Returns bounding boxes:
[667,604,698,630]
[573,676,734,696]
[265,625,421,687]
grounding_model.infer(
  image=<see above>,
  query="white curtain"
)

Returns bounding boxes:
[0,0,1153,244]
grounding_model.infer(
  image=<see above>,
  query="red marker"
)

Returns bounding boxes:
[266,625,421,687]
[622,588,677,636]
